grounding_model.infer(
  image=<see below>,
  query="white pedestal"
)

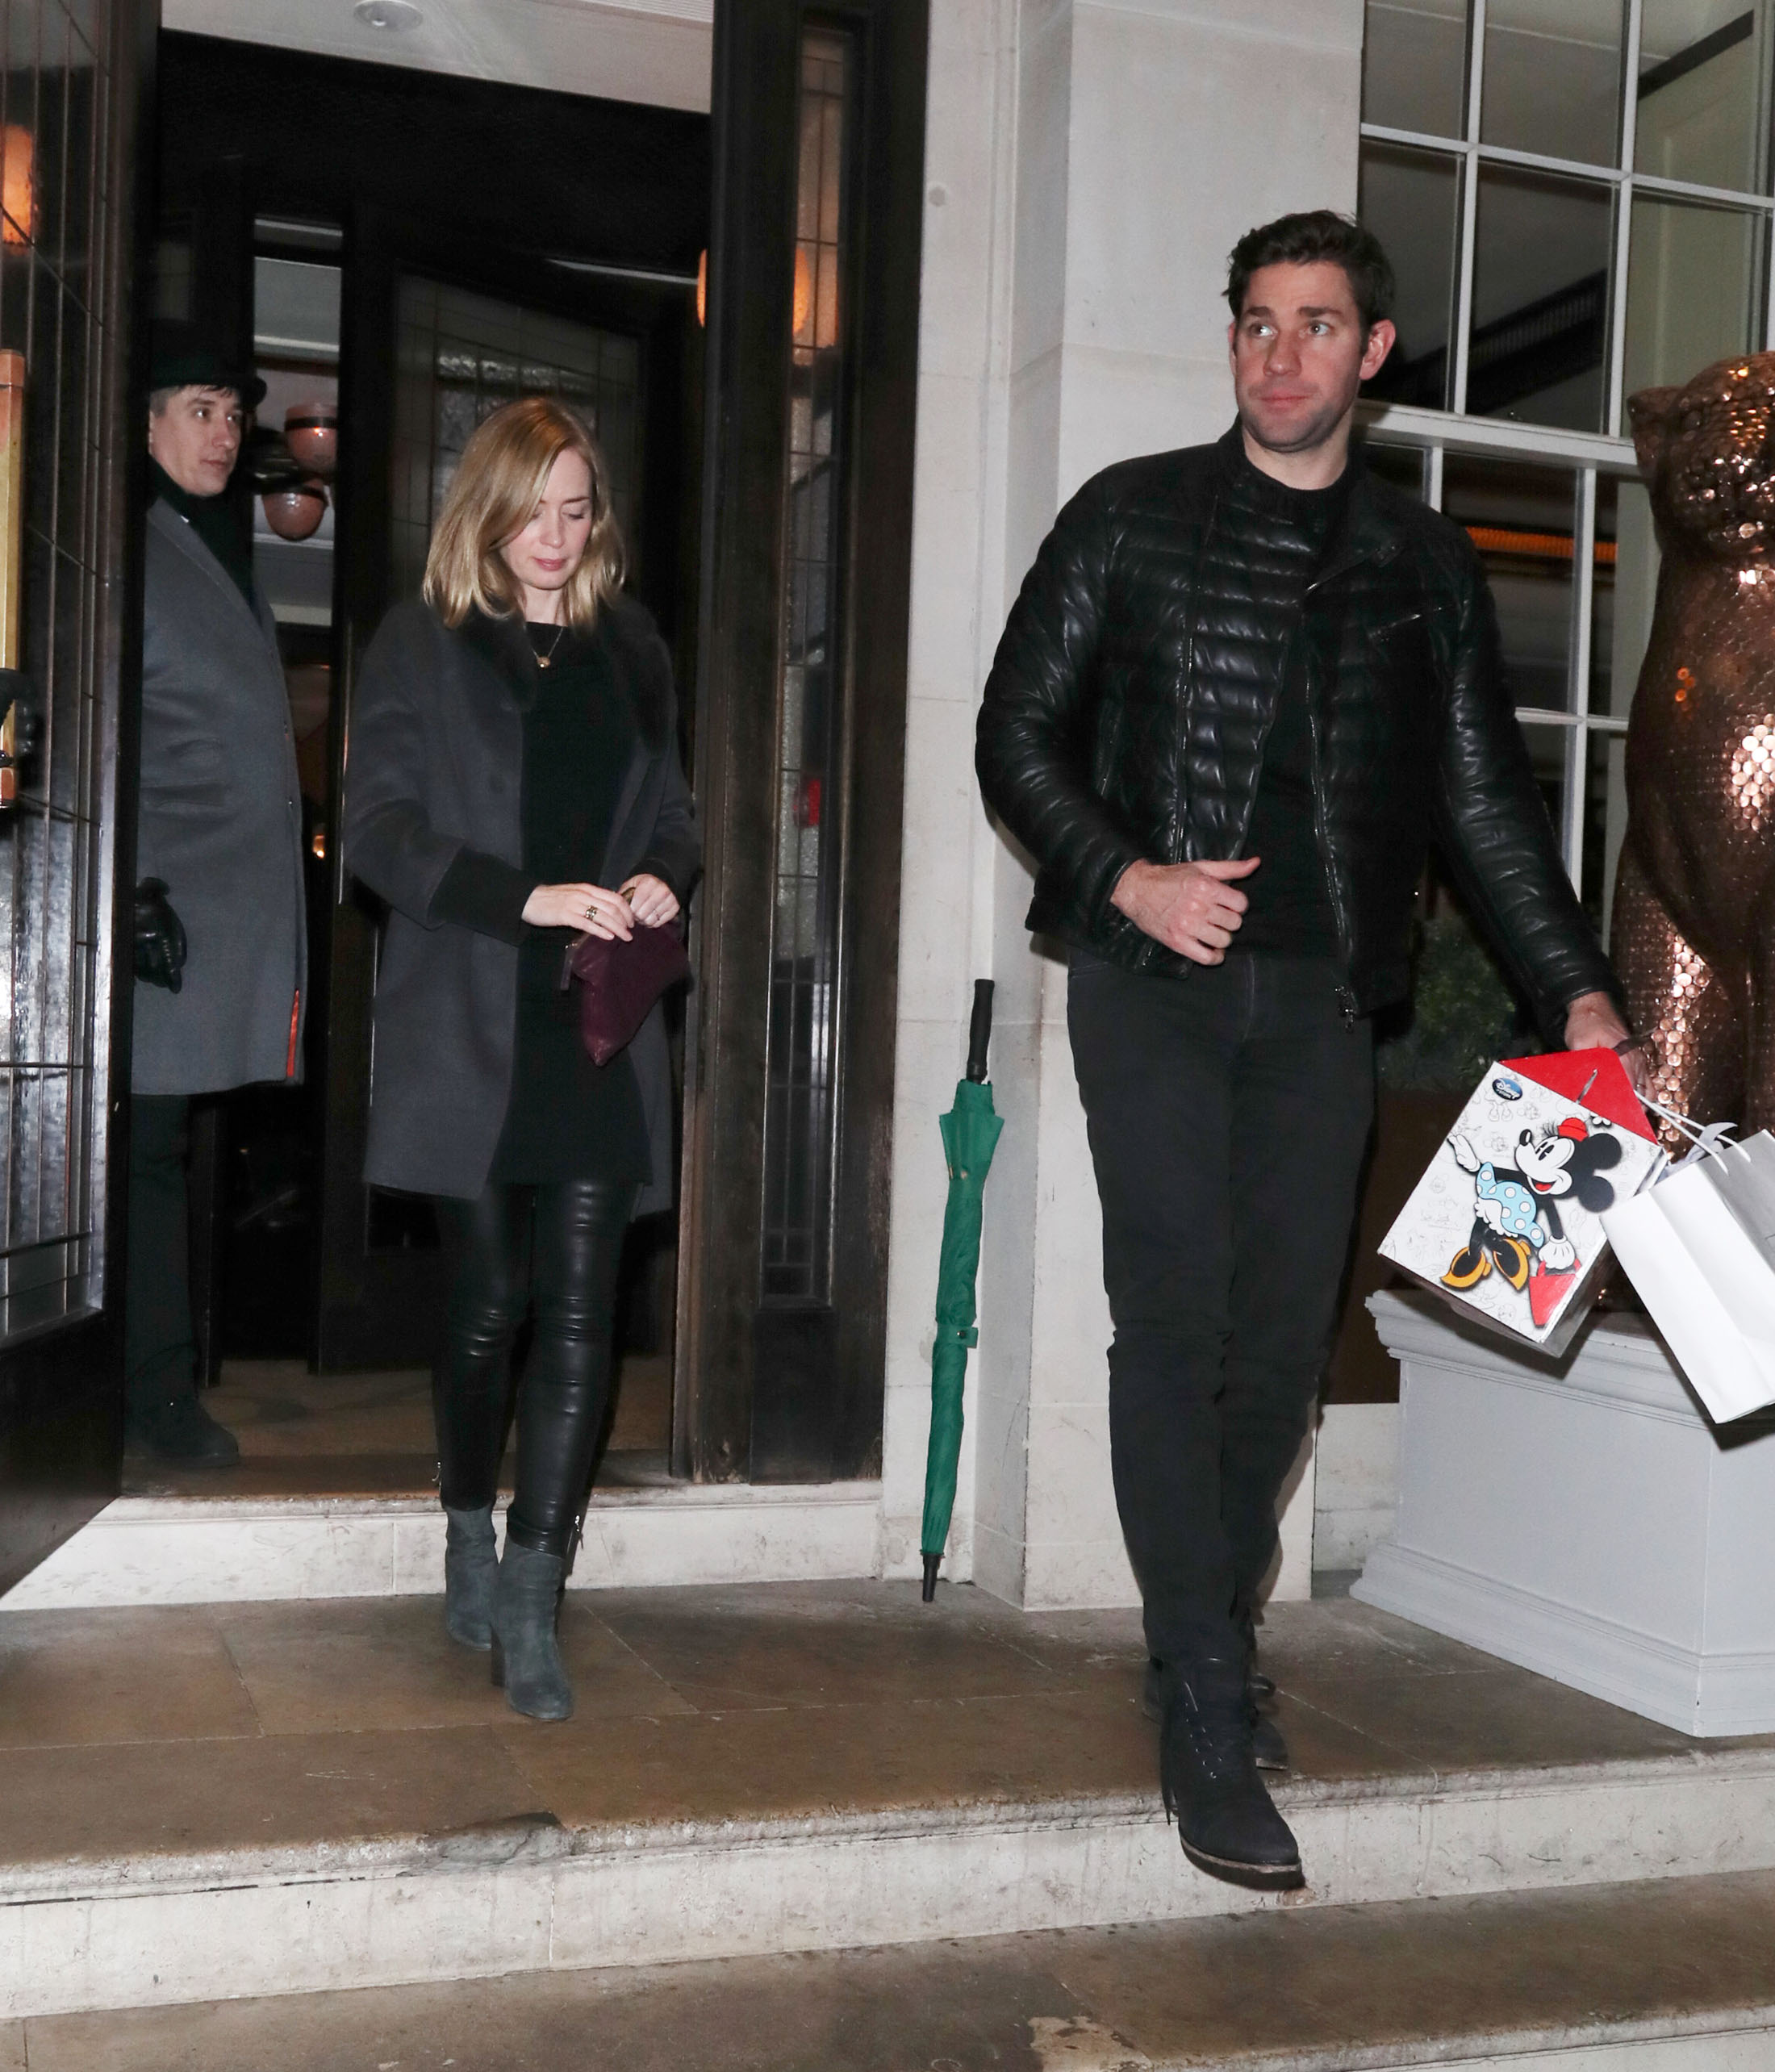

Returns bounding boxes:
[1355,1289,1775,1736]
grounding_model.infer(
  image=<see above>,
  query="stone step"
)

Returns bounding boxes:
[16,1869,1775,2070]
[3,1481,886,1609]
[13,1736,1775,2024]
[6,1586,1775,2022]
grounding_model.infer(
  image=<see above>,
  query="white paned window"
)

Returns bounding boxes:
[1358,0,1775,939]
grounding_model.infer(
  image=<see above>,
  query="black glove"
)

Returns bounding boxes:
[134,877,187,993]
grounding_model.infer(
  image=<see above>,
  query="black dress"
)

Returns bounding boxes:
[433,618,652,1188]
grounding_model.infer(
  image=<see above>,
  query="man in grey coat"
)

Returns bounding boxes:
[127,335,308,1463]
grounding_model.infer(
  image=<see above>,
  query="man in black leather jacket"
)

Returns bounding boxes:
[976,212,1637,1894]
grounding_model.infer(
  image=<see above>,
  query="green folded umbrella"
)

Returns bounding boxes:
[921,982,1003,1602]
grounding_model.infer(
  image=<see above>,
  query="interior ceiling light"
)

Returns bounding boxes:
[354,0,423,29]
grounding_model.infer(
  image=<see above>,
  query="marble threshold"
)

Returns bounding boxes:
[4,1480,887,1610]
[12,1738,1775,2020]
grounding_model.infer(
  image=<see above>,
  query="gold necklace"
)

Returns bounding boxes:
[534,622,567,670]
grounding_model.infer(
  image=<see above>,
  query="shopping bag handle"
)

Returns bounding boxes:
[1638,1093,1739,1172]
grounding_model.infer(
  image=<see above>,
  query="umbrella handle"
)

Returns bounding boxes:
[966,979,995,1084]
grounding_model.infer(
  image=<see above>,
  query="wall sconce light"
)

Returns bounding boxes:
[692,244,837,348]
[2,127,34,249]
[262,479,328,541]
[793,246,810,340]
[792,244,838,350]
[284,402,337,475]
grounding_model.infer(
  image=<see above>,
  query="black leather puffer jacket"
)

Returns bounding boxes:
[976,426,1619,1033]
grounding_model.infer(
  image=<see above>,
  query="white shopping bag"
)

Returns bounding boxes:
[1602,1126,1775,1423]
[1379,1049,1663,1356]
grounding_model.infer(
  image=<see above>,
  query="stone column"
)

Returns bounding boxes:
[880,0,1364,1610]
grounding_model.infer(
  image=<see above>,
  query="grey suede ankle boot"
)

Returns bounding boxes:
[443,1504,498,1649]
[491,1539,572,1720]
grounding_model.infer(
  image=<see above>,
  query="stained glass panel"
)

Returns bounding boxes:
[761,27,854,1306]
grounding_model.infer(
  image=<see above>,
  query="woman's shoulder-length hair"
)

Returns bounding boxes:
[422,395,624,632]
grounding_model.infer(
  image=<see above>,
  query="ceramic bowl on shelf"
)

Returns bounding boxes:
[283,403,338,475]
[261,478,328,541]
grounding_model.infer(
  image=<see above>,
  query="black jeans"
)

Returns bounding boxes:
[433,1180,637,1556]
[125,1094,196,1416]
[1067,951,1374,1669]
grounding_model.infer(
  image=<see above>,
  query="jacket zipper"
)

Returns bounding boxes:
[1301,572,1359,1026]
[1238,626,1288,859]
[1171,483,1221,866]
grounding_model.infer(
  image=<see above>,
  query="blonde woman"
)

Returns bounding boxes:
[346,398,699,1720]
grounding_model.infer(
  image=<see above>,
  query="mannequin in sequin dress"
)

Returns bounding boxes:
[1614,353,1775,1139]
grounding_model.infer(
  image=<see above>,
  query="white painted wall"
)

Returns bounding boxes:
[880,0,1368,1611]
[1314,1402,1401,1574]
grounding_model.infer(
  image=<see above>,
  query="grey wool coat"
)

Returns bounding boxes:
[132,499,308,1096]
[344,595,700,1213]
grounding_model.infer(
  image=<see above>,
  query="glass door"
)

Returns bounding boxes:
[674,0,926,1481]
[0,0,148,1591]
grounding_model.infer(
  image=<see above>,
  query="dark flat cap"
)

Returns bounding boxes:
[150,324,266,410]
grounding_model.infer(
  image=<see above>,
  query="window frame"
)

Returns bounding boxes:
[1358,0,1775,909]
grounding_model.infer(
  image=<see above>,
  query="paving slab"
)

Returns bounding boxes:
[0,1727,545,1888]
[0,1606,260,1748]
[589,1577,1097,1710]
[496,1686,1161,1828]
[215,1597,693,1735]
[21,1871,1775,2071]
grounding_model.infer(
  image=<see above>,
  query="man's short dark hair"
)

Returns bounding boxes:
[148,382,239,419]
[1225,211,1396,336]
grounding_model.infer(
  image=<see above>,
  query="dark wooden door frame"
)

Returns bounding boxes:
[0,0,155,1595]
[674,0,927,1483]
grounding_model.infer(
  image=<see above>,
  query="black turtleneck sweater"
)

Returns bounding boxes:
[1228,450,1349,959]
[148,459,257,604]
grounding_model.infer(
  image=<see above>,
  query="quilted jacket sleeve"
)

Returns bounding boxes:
[1428,533,1623,1038]
[975,475,1146,929]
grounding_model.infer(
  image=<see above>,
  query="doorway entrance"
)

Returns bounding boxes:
[141,30,707,1493]
[92,0,925,1520]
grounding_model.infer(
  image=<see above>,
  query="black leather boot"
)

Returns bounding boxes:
[443,1504,497,1650]
[1236,1606,1276,1698]
[1142,1656,1288,1769]
[1159,1656,1303,1890]
[1248,1703,1289,1772]
[491,1539,572,1721]
[1235,1609,1284,1767]
[124,1389,240,1466]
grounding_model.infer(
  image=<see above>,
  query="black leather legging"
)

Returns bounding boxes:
[432,1180,636,1556]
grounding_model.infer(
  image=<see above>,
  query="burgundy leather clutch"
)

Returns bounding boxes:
[566,924,691,1067]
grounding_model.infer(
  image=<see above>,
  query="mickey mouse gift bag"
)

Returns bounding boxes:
[1379,1051,1663,1356]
